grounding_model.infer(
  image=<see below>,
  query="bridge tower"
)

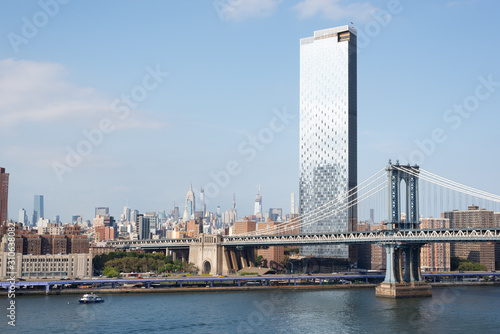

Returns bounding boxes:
[376,161,432,298]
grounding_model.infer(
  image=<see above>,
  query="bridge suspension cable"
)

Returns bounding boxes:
[234,168,387,237]
[393,166,500,204]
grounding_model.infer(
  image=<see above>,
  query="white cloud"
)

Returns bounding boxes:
[293,0,378,23]
[216,0,281,21]
[0,58,167,131]
[0,58,109,129]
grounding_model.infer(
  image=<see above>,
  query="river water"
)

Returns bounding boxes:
[1,286,499,333]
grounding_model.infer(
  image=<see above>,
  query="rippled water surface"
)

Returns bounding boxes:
[1,286,499,333]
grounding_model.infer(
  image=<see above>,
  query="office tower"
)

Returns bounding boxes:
[137,214,149,240]
[183,184,196,221]
[254,186,262,215]
[144,212,158,236]
[130,210,138,229]
[172,205,179,222]
[95,207,109,217]
[370,209,375,223]
[54,215,60,224]
[123,206,131,222]
[200,188,206,217]
[299,25,358,259]
[33,195,44,226]
[0,168,8,224]
[19,208,28,226]
[269,208,283,222]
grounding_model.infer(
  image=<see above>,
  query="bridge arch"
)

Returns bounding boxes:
[202,260,212,275]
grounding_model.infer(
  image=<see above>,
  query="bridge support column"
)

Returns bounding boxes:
[230,249,239,271]
[376,243,431,298]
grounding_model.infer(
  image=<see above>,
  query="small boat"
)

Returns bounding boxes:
[78,293,104,304]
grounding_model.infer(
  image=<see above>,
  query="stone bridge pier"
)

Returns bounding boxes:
[188,235,255,275]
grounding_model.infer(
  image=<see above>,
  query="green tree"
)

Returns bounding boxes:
[103,267,120,277]
[458,261,487,271]
[451,257,461,271]
[254,255,263,267]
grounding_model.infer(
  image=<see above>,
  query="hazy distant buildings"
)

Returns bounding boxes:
[183,184,196,221]
[33,195,44,227]
[19,208,28,226]
[223,193,238,226]
[0,167,8,224]
[268,208,282,222]
[95,207,109,217]
[254,187,263,221]
[299,25,358,259]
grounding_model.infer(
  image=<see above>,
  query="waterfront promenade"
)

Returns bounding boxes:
[2,272,499,296]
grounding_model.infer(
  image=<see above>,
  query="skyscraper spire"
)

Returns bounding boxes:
[233,193,236,210]
[254,186,262,215]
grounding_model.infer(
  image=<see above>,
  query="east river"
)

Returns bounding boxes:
[1,286,499,333]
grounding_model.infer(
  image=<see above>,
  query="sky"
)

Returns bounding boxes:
[1,0,500,223]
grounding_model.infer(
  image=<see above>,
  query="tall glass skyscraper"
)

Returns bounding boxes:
[33,195,44,226]
[0,167,9,224]
[299,26,357,259]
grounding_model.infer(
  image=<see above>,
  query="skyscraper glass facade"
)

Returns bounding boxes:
[0,168,9,224]
[299,26,357,258]
[33,195,44,226]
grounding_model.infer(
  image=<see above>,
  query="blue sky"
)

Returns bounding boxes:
[1,0,499,223]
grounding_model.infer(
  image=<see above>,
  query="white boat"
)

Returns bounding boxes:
[78,293,104,304]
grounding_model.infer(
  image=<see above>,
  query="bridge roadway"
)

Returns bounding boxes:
[2,273,500,292]
[107,228,500,249]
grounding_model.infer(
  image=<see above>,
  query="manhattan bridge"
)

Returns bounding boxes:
[110,161,500,297]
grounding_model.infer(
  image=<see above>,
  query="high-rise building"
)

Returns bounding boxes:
[19,208,28,226]
[420,217,451,272]
[444,205,499,271]
[95,207,109,217]
[268,208,283,222]
[144,212,158,236]
[254,187,262,221]
[200,188,206,217]
[0,168,8,224]
[33,195,44,226]
[122,206,131,222]
[299,25,358,259]
[183,184,196,221]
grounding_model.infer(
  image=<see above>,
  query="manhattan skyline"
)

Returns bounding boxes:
[1,1,500,222]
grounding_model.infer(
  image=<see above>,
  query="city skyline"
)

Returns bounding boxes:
[1,1,500,223]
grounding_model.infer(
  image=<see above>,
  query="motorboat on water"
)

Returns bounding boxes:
[78,293,104,304]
